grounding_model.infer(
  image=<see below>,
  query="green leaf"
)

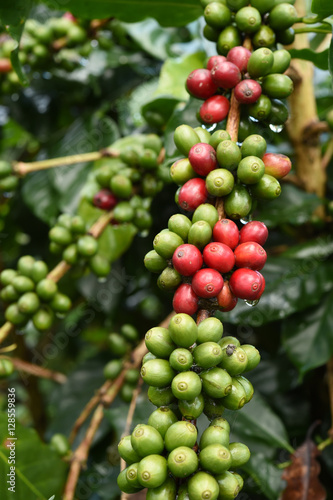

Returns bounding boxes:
[225,392,294,454]
[288,48,329,70]
[0,414,67,500]
[329,24,333,80]
[243,453,285,500]
[45,0,203,27]
[122,19,176,60]
[282,235,333,259]
[282,289,333,376]
[218,256,333,327]
[311,0,333,18]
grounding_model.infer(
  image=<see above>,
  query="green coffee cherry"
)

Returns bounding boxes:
[0,269,17,286]
[49,242,63,255]
[143,352,156,364]
[218,336,240,349]
[36,279,57,301]
[262,74,293,99]
[113,201,135,222]
[133,209,152,231]
[12,276,35,294]
[235,6,261,33]
[57,214,72,230]
[108,333,128,357]
[269,3,298,30]
[168,446,199,478]
[236,375,254,403]
[194,127,211,144]
[231,472,244,490]
[110,175,132,198]
[141,359,175,387]
[248,95,272,121]
[169,348,193,371]
[224,185,252,220]
[216,471,241,500]
[0,359,15,378]
[209,130,231,150]
[271,49,291,73]
[169,313,198,348]
[125,462,141,489]
[96,164,115,187]
[200,443,232,474]
[222,378,247,410]
[77,235,98,257]
[229,442,251,467]
[0,176,18,191]
[17,255,35,277]
[268,99,289,125]
[131,424,164,457]
[50,433,70,457]
[148,386,176,407]
[31,261,48,282]
[63,244,78,265]
[144,250,167,274]
[145,327,176,359]
[5,304,28,325]
[192,204,219,229]
[206,169,235,197]
[210,417,230,433]
[226,0,248,10]
[168,214,192,241]
[172,371,202,400]
[203,24,220,42]
[204,2,232,29]
[117,468,141,494]
[118,435,142,465]
[197,318,223,344]
[32,307,54,331]
[247,48,274,78]
[137,454,167,488]
[125,368,140,385]
[276,27,295,45]
[242,344,261,371]
[139,149,158,170]
[241,134,267,158]
[216,140,242,171]
[148,407,178,438]
[217,26,242,56]
[164,421,198,452]
[18,292,40,315]
[201,367,232,398]
[146,477,177,500]
[174,125,200,156]
[121,383,134,402]
[142,175,163,197]
[251,0,275,13]
[157,267,182,291]
[200,425,229,449]
[153,230,184,259]
[143,134,163,154]
[188,471,219,500]
[203,395,226,419]
[0,161,12,179]
[1,285,19,303]
[170,159,196,186]
[237,156,265,184]
[188,220,212,249]
[103,359,123,380]
[193,342,223,369]
[250,174,281,199]
[253,25,276,48]
[178,394,205,419]
[89,254,111,277]
[49,226,72,246]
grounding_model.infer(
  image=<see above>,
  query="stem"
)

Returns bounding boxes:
[327,358,333,440]
[0,322,14,344]
[322,139,333,170]
[12,149,119,176]
[317,437,333,451]
[2,356,67,383]
[294,27,332,34]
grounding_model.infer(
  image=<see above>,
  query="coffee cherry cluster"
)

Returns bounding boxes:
[117,314,260,497]
[49,213,111,278]
[0,256,71,330]
[172,124,292,218]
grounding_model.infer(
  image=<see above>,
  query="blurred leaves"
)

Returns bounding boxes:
[288,48,329,71]
[311,0,333,18]
[244,453,285,500]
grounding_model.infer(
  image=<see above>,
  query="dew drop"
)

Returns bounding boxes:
[244,299,259,307]
[240,215,253,224]
[269,124,284,133]
[203,123,217,133]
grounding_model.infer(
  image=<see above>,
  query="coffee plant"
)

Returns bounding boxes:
[0,0,333,499]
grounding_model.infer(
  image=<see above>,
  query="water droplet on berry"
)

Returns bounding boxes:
[203,123,217,133]
[244,299,259,307]
[240,215,253,224]
[269,124,284,133]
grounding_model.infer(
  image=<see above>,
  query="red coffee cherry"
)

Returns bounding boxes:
[203,242,235,273]
[199,95,230,124]
[239,221,268,246]
[234,79,262,104]
[192,268,224,298]
[234,241,267,270]
[178,179,208,212]
[186,69,218,100]
[217,280,238,312]
[188,143,217,176]
[93,189,118,210]
[173,244,203,276]
[262,153,292,179]
[206,55,227,71]
[229,268,264,300]
[213,219,239,249]
[211,61,242,89]
[227,46,252,73]
[173,283,199,315]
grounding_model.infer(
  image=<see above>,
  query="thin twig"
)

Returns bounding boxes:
[2,356,67,383]
[322,139,333,170]
[327,358,333,440]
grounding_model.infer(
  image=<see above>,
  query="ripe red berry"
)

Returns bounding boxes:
[217,281,238,312]
[229,268,264,300]
[227,46,252,73]
[211,61,242,89]
[203,242,235,273]
[199,95,230,124]
[234,80,262,104]
[188,143,217,176]
[207,55,227,71]
[262,153,292,179]
[178,178,208,212]
[173,244,203,276]
[186,69,218,100]
[239,221,268,246]
[234,241,267,270]
[173,283,199,315]
[192,268,224,298]
[93,189,118,210]
[213,219,239,249]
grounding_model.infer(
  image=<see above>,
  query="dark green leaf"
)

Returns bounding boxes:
[282,289,333,376]
[0,414,67,500]
[243,453,285,500]
[123,19,176,60]
[156,52,205,99]
[288,48,329,70]
[282,235,333,259]
[311,0,333,18]
[45,0,203,27]
[329,25,333,80]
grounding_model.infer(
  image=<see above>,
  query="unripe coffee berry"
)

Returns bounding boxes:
[153,230,184,259]
[192,268,224,298]
[226,46,251,73]
[137,454,167,488]
[217,26,242,56]
[188,143,217,176]
[211,61,241,89]
[199,444,232,474]
[203,242,235,273]
[204,2,232,29]
[148,407,178,438]
[262,153,292,179]
[237,156,265,184]
[239,221,268,246]
[174,125,200,156]
[172,244,203,276]
[199,95,230,124]
[145,327,176,359]
[241,134,267,159]
[169,313,198,348]
[169,348,193,371]
[167,446,199,478]
[171,371,202,400]
[235,6,261,33]
[140,359,175,388]
[178,178,208,212]
[229,268,264,300]
[192,204,219,229]
[234,241,267,270]
[216,140,241,171]
[200,425,229,449]
[188,472,219,500]
[200,367,232,398]
[234,79,262,104]
[186,69,218,100]
[173,283,199,315]
[197,317,223,344]
[164,421,197,452]
[250,174,281,199]
[247,47,274,79]
[188,220,212,249]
